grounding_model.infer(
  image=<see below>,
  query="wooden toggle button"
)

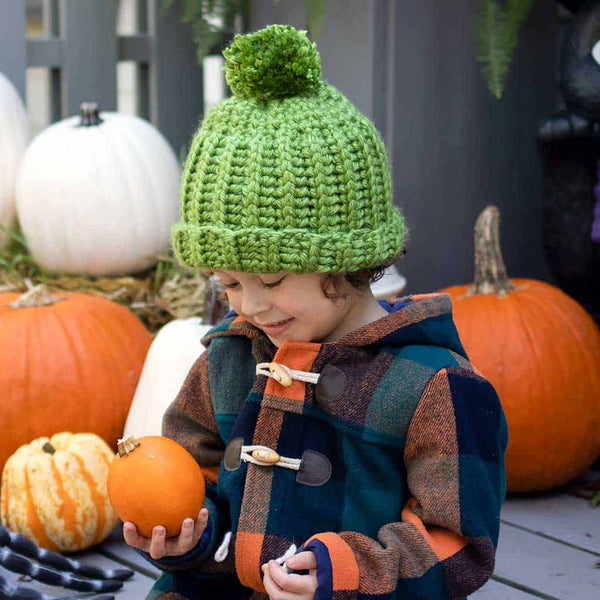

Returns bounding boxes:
[268,362,293,387]
[251,448,280,464]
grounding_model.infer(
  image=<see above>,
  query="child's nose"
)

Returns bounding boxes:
[240,290,270,317]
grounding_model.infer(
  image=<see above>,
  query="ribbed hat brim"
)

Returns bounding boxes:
[172,213,406,273]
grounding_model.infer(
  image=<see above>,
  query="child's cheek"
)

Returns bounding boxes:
[226,293,241,316]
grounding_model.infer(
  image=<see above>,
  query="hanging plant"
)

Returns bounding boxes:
[474,0,535,99]
[164,0,248,63]
[165,0,329,66]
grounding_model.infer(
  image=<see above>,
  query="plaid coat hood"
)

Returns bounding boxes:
[146,293,508,600]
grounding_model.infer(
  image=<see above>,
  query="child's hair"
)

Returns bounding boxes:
[322,263,391,301]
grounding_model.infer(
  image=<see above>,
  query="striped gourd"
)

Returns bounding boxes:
[0,432,119,552]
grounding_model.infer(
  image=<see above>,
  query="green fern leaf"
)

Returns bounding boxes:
[475,0,535,100]
[307,0,328,42]
[182,0,203,22]
[507,0,534,27]
[164,0,246,64]
[475,0,508,99]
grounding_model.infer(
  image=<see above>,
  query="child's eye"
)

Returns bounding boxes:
[261,276,286,289]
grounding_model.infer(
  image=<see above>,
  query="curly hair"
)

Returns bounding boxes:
[321,264,390,301]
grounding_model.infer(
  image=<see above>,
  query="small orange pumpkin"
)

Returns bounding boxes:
[440,206,600,492]
[107,435,205,537]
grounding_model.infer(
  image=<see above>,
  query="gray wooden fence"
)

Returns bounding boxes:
[0,0,210,154]
[250,0,559,293]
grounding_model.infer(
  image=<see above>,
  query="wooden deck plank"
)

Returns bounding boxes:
[99,524,162,579]
[472,577,542,599]
[67,552,156,598]
[501,494,600,555]
[494,521,600,599]
[3,490,597,600]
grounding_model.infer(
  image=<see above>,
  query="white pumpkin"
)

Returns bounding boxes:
[16,103,180,276]
[123,317,212,437]
[0,73,31,248]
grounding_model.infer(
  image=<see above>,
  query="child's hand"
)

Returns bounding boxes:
[262,551,318,600]
[122,508,209,560]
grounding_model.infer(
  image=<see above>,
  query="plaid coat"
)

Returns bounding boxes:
[143,293,508,600]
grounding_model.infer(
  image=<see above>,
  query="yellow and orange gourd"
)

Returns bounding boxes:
[0,432,119,552]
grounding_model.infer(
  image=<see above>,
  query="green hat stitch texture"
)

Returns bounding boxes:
[173,24,406,274]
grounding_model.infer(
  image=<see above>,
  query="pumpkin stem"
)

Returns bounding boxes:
[79,102,103,127]
[117,435,141,457]
[9,283,65,309]
[42,442,56,455]
[469,205,516,297]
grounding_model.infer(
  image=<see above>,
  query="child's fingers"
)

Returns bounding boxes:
[170,517,195,554]
[286,551,317,572]
[162,509,209,556]
[262,562,288,600]
[148,525,167,560]
[267,560,318,595]
[193,508,209,543]
[122,522,150,551]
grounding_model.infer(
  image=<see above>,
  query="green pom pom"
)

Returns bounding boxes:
[223,25,321,100]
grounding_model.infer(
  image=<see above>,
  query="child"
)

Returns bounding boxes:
[124,24,508,600]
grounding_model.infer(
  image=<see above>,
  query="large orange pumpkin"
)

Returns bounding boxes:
[107,435,205,538]
[0,285,152,471]
[440,206,600,492]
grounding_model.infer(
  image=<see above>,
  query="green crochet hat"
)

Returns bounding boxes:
[173,24,406,273]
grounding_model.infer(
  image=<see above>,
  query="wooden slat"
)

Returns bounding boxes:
[69,551,157,598]
[118,34,152,63]
[473,578,542,599]
[502,494,600,556]
[493,521,600,599]
[0,0,27,99]
[99,524,162,579]
[60,0,119,115]
[27,38,63,68]
[148,0,204,155]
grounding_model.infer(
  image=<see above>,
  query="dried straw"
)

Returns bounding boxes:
[0,226,214,333]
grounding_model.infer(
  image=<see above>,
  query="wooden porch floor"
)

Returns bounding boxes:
[2,471,598,600]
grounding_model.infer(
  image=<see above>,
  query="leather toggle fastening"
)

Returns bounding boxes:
[315,364,347,401]
[223,438,332,486]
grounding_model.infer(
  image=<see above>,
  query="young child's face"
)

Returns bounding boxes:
[214,270,362,347]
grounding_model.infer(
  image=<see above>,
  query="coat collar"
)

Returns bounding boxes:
[202,293,466,358]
